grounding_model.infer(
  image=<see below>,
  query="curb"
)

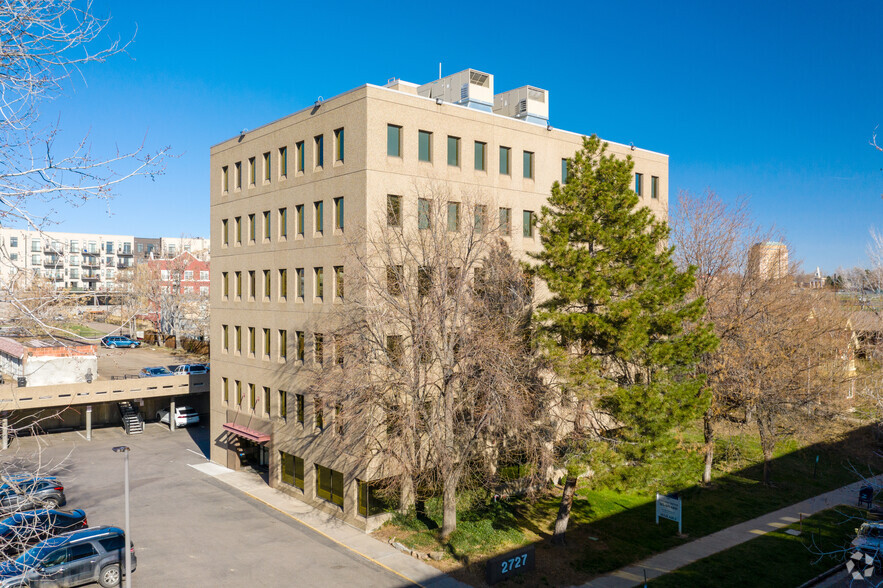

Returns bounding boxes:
[795,563,843,588]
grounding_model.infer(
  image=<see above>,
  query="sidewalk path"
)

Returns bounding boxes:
[189,461,469,588]
[581,476,883,588]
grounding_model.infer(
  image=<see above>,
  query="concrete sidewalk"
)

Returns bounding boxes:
[581,476,882,587]
[189,460,469,588]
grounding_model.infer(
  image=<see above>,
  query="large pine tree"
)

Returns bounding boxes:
[531,135,717,544]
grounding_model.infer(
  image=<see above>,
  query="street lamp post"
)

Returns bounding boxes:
[112,446,131,588]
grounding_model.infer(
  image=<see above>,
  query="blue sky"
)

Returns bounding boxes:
[34,0,883,273]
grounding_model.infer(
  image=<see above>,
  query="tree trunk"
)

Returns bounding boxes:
[551,476,578,546]
[756,412,775,486]
[399,474,415,513]
[702,410,715,484]
[440,470,460,540]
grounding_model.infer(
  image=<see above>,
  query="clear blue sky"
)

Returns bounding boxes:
[36,0,883,274]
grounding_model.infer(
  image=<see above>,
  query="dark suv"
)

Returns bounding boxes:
[0,509,87,557]
[0,479,65,514]
[0,526,135,587]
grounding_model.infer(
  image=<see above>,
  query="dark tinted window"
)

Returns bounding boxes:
[42,548,67,567]
[98,535,124,552]
[69,543,97,561]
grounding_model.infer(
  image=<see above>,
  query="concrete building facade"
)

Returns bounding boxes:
[209,69,669,528]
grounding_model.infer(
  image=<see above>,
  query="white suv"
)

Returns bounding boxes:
[156,406,200,427]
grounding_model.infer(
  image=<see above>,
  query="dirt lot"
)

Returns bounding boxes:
[96,345,206,380]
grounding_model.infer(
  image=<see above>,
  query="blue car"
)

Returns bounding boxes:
[100,336,140,349]
[138,366,172,378]
[0,526,135,587]
[0,509,88,557]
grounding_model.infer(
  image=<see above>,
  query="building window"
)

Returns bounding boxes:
[235,216,242,245]
[249,383,256,410]
[279,147,288,178]
[249,270,256,299]
[523,210,535,238]
[249,214,256,242]
[334,335,344,366]
[315,333,324,364]
[335,403,344,436]
[499,208,511,236]
[222,325,228,351]
[447,202,460,232]
[235,161,242,189]
[279,208,288,238]
[222,272,229,298]
[651,176,659,199]
[447,136,460,166]
[418,130,432,162]
[296,141,305,172]
[222,219,229,246]
[222,166,229,193]
[315,464,343,507]
[474,205,487,232]
[264,269,271,298]
[635,172,643,197]
[263,210,271,240]
[387,195,402,227]
[235,271,242,298]
[236,380,242,406]
[474,141,486,171]
[387,124,402,157]
[248,157,256,186]
[263,328,271,359]
[334,128,344,162]
[387,335,403,366]
[280,452,304,490]
[222,377,229,403]
[334,197,344,230]
[562,158,569,183]
[418,198,431,230]
[358,480,395,517]
[279,390,288,420]
[263,386,271,415]
[387,265,403,296]
[314,201,324,234]
[235,326,242,353]
[523,151,534,179]
[296,394,305,424]
[279,330,288,360]
[334,266,344,299]
[9,237,17,248]
[184,270,193,281]
[200,271,209,281]
[296,268,305,299]
[499,147,511,175]
[314,267,324,300]
[315,397,324,429]
[296,204,305,236]
[315,135,324,168]
[263,152,271,182]
[296,331,305,361]
[279,269,288,300]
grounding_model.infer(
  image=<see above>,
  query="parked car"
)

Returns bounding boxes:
[0,479,65,515]
[0,525,135,587]
[138,367,172,378]
[853,522,883,567]
[156,406,199,427]
[169,363,209,376]
[0,509,87,557]
[100,336,140,349]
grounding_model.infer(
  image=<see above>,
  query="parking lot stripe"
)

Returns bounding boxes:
[238,489,426,588]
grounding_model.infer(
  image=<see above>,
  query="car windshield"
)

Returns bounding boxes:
[181,410,198,416]
[16,542,60,568]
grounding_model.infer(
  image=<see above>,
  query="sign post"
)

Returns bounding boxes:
[656,492,682,535]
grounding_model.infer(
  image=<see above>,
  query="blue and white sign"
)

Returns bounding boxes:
[656,492,682,534]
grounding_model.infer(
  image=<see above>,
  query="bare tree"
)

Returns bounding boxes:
[314,184,544,538]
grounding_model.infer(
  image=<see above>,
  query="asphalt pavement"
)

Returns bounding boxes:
[5,424,417,587]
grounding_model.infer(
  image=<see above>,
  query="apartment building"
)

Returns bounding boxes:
[0,229,209,291]
[209,68,669,529]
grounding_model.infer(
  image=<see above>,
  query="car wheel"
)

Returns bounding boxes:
[98,563,121,587]
[129,343,136,349]
[41,497,58,509]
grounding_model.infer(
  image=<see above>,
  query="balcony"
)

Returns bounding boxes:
[83,274,101,282]
[117,249,134,257]
[50,274,64,282]
[43,245,63,255]
[43,257,62,267]
[117,261,133,270]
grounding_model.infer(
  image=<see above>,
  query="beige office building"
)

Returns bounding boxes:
[209,69,669,528]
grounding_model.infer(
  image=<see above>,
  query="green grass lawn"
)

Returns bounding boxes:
[648,507,861,587]
[58,323,105,338]
[379,420,883,586]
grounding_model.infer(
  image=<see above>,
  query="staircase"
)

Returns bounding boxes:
[118,402,143,435]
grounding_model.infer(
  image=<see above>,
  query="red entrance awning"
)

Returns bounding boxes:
[223,423,271,443]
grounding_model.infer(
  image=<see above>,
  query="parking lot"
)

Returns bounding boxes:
[96,344,205,380]
[5,425,412,587]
